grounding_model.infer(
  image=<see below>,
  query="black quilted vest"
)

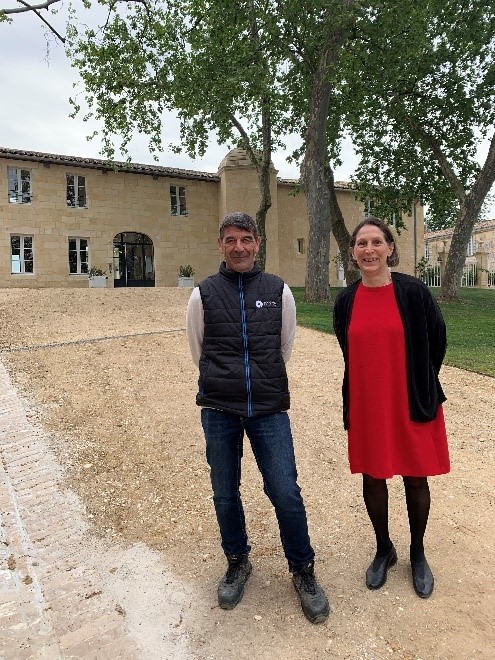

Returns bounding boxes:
[197,262,290,417]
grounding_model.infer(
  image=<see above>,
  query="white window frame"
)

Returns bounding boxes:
[66,174,88,208]
[11,235,34,274]
[466,236,475,256]
[364,199,375,217]
[390,210,399,227]
[336,250,345,281]
[8,167,32,204]
[170,185,187,216]
[68,237,89,274]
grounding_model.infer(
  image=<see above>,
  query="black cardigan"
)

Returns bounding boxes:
[333,272,447,430]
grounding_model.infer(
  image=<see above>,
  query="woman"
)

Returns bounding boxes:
[333,216,450,598]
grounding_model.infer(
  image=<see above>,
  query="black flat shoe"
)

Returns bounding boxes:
[366,545,397,590]
[411,557,434,598]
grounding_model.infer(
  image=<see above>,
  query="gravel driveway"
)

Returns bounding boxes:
[0,287,493,659]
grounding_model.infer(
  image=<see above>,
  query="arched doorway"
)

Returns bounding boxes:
[113,232,155,287]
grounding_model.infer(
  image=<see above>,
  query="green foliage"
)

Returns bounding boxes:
[424,199,459,231]
[67,0,289,161]
[65,1,495,300]
[339,1,495,298]
[178,264,195,277]
[415,256,430,279]
[293,287,495,378]
[479,192,495,221]
[88,266,106,277]
[342,2,495,219]
[66,0,354,165]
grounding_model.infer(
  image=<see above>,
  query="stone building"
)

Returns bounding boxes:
[1,146,424,288]
[424,219,495,287]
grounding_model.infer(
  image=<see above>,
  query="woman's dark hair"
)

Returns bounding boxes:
[349,216,399,267]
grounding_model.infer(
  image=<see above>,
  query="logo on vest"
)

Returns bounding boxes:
[256,300,277,308]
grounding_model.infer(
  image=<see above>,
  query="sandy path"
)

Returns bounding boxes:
[0,287,493,659]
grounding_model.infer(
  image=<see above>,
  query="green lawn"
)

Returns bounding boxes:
[292,286,495,378]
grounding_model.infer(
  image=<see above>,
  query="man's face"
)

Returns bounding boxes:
[218,226,261,273]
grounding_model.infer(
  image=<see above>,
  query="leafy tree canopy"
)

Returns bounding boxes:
[340,0,495,298]
[343,0,495,214]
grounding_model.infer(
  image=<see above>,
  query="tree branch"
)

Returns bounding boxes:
[468,129,495,205]
[407,118,466,202]
[229,113,260,172]
[2,0,66,43]
[1,0,60,14]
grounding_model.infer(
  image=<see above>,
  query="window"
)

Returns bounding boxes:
[170,185,187,216]
[11,235,34,273]
[296,238,305,254]
[389,210,400,227]
[68,238,89,274]
[67,174,87,208]
[8,167,31,204]
[466,236,475,256]
[336,251,345,281]
[424,243,430,261]
[364,199,375,217]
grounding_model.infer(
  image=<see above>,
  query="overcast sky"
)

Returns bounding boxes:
[0,5,493,217]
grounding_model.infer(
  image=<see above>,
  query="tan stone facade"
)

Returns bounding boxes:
[424,220,495,287]
[0,147,424,288]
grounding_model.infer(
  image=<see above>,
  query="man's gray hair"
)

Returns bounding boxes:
[219,212,259,239]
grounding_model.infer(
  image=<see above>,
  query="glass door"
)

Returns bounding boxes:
[112,233,155,287]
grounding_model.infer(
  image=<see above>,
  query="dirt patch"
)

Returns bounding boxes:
[0,287,493,659]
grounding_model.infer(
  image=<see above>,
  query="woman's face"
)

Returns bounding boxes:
[351,225,394,278]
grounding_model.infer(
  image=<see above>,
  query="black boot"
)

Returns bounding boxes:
[292,561,330,624]
[217,554,252,609]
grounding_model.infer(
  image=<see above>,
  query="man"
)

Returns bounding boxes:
[186,212,329,624]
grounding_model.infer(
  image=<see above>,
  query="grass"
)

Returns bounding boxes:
[292,286,495,378]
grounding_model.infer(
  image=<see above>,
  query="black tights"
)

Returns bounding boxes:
[362,474,430,561]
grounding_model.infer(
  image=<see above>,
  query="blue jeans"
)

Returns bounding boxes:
[201,408,315,572]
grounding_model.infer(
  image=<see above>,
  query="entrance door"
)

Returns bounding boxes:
[113,232,155,287]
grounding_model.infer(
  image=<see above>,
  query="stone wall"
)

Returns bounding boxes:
[0,148,423,288]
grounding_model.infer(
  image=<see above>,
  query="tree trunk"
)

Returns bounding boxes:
[301,6,351,302]
[255,104,273,271]
[255,156,272,271]
[232,104,272,272]
[327,167,360,285]
[248,2,271,271]
[440,132,495,300]
[440,201,482,300]
[302,148,332,301]
[301,45,334,302]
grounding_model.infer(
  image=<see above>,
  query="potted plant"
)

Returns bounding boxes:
[178,264,195,287]
[88,266,107,288]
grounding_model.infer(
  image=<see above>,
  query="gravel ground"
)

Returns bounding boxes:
[0,287,493,659]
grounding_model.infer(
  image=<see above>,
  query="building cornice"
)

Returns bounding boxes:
[1,146,356,189]
[425,219,495,240]
[0,147,221,182]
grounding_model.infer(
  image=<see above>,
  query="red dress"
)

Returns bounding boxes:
[347,282,450,479]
